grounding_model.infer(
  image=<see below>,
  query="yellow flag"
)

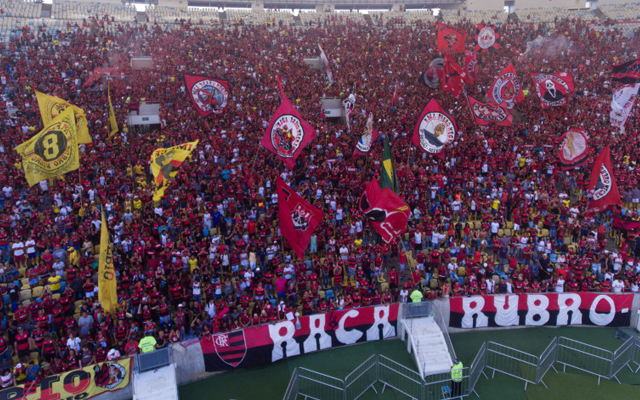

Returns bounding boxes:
[107,83,118,138]
[98,210,117,313]
[15,107,80,187]
[150,140,199,202]
[35,91,92,144]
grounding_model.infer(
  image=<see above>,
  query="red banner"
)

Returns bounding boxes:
[412,98,458,159]
[475,24,500,52]
[437,23,467,54]
[488,63,524,109]
[450,293,633,329]
[464,51,477,84]
[558,128,589,170]
[261,81,317,169]
[277,177,324,259]
[201,304,399,371]
[442,55,465,98]
[184,74,231,117]
[359,180,410,244]
[612,215,640,231]
[531,72,574,108]
[587,146,621,212]
[467,95,512,126]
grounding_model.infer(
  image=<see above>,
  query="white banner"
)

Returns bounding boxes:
[610,83,640,129]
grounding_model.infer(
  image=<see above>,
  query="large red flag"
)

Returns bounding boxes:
[184,74,231,117]
[437,23,467,54]
[466,95,512,126]
[412,98,457,160]
[558,129,589,171]
[474,24,500,52]
[442,55,465,98]
[277,177,324,259]
[488,64,525,109]
[359,180,410,244]
[531,72,574,108]
[587,146,621,212]
[261,79,317,169]
[463,51,477,84]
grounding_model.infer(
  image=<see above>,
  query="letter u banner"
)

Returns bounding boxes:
[0,359,131,400]
[200,304,398,371]
[449,293,633,329]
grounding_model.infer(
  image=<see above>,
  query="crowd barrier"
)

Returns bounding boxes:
[283,335,640,399]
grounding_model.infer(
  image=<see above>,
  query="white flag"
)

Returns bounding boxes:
[343,93,356,131]
[610,83,640,129]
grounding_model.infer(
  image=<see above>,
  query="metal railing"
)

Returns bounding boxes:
[297,367,345,400]
[536,337,558,386]
[433,307,457,364]
[283,335,640,400]
[486,342,539,390]
[344,354,378,400]
[136,346,171,372]
[556,337,614,385]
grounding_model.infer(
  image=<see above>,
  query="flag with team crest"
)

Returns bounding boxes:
[277,177,324,259]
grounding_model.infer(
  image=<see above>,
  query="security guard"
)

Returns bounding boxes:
[409,286,423,303]
[451,358,463,397]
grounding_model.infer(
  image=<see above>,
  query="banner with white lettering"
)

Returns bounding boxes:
[449,293,632,329]
[200,304,398,371]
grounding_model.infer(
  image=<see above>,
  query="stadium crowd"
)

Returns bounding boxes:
[0,8,638,387]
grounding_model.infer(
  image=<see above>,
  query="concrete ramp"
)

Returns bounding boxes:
[133,364,179,400]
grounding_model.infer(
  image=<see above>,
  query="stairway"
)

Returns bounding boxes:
[133,364,179,400]
[406,316,453,376]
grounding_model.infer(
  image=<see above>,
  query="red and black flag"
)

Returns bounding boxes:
[412,98,457,160]
[475,24,500,52]
[488,63,525,109]
[359,180,410,244]
[466,95,512,126]
[612,59,640,84]
[277,177,324,259]
[442,55,466,98]
[261,78,317,169]
[587,146,621,212]
[464,51,477,84]
[184,74,231,117]
[558,129,589,171]
[437,23,467,54]
[531,72,574,108]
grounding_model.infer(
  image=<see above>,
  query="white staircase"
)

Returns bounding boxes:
[133,364,179,400]
[404,316,454,377]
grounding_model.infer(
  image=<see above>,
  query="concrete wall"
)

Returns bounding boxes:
[157,0,188,8]
[514,0,586,9]
[466,0,505,11]
[171,341,210,385]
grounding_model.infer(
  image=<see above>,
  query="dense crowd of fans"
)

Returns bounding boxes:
[0,7,638,388]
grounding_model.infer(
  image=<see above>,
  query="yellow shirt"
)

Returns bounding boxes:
[492,199,500,210]
[189,259,198,272]
[133,199,142,210]
[48,275,61,291]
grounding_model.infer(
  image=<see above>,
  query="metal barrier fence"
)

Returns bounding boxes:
[556,337,614,385]
[485,342,539,390]
[283,335,640,399]
[136,346,171,372]
[297,368,345,400]
[536,337,558,386]
[344,354,378,400]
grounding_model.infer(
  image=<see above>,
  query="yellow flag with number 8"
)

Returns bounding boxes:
[15,107,80,187]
